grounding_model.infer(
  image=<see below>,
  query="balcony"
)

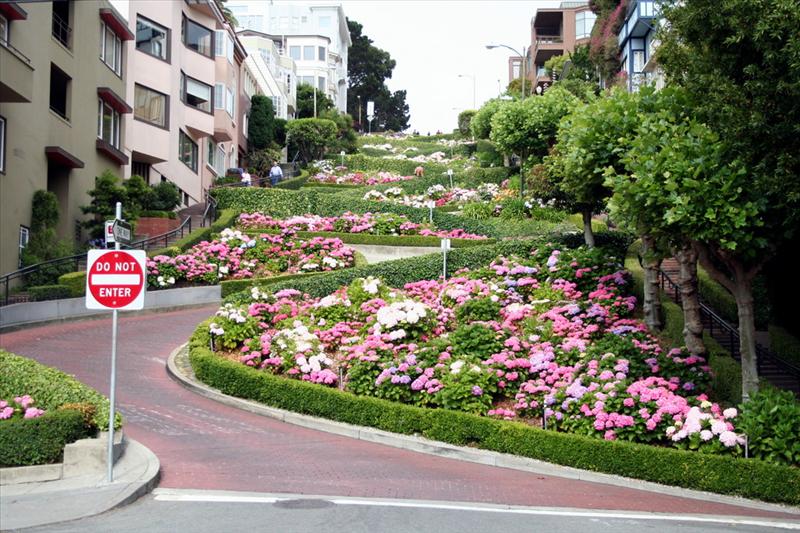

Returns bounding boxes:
[532,32,565,63]
[51,12,72,49]
[0,41,33,102]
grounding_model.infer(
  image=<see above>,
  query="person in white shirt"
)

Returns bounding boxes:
[269,161,283,186]
[240,170,252,186]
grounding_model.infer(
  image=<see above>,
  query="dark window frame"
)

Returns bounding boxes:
[135,14,171,63]
[0,114,6,175]
[178,129,198,173]
[180,71,214,115]
[133,83,170,130]
[181,14,213,58]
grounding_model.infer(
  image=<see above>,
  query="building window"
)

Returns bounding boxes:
[214,83,224,109]
[633,50,646,73]
[289,45,300,60]
[512,62,521,79]
[132,161,151,183]
[179,130,198,172]
[49,63,71,120]
[18,226,29,268]
[206,139,225,176]
[318,76,325,92]
[242,113,248,137]
[226,84,235,118]
[299,76,314,87]
[134,84,167,128]
[214,30,234,63]
[318,46,326,61]
[136,15,169,61]
[575,11,597,40]
[641,1,655,17]
[182,16,213,57]
[97,99,121,149]
[318,15,331,28]
[181,72,213,113]
[303,45,314,60]
[52,0,71,48]
[0,14,8,45]
[100,22,123,76]
[0,115,5,174]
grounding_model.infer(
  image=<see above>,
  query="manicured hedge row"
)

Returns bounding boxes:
[624,242,741,404]
[58,271,86,297]
[342,154,450,176]
[0,350,120,431]
[274,169,310,190]
[28,285,72,302]
[0,409,90,467]
[188,339,800,505]
[148,209,239,257]
[239,229,495,249]
[210,187,570,239]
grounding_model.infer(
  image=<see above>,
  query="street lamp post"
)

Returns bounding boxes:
[486,43,528,99]
[457,74,476,109]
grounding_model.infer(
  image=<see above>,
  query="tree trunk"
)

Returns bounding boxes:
[694,242,762,402]
[582,208,595,248]
[733,279,759,401]
[675,246,706,356]
[641,235,663,331]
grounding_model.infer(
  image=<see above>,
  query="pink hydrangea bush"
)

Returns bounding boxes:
[207,245,745,456]
[237,212,488,240]
[146,228,355,289]
[310,170,414,186]
[0,395,46,420]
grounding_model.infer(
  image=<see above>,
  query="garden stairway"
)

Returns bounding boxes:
[659,258,799,395]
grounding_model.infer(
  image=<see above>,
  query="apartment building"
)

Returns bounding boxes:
[237,30,298,121]
[618,0,662,92]
[228,2,350,112]
[525,1,596,92]
[121,0,245,206]
[0,0,132,275]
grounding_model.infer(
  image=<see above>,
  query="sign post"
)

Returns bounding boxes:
[441,237,451,280]
[447,169,454,189]
[86,203,146,483]
[104,221,115,247]
[111,219,132,245]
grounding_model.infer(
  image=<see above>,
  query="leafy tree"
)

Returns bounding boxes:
[346,19,410,131]
[21,191,74,284]
[657,0,800,400]
[544,54,570,80]
[122,175,153,216]
[588,0,627,84]
[248,95,276,151]
[490,86,580,164]
[248,147,283,177]
[319,109,358,154]
[296,83,335,119]
[457,110,477,137]
[273,118,287,146]
[286,118,337,164]
[470,99,508,139]
[81,171,128,239]
[218,0,238,27]
[505,78,524,99]
[148,181,180,212]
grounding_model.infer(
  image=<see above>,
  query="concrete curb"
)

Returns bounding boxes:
[167,343,800,517]
[0,438,160,530]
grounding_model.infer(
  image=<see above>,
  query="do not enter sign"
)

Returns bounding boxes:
[85,249,147,310]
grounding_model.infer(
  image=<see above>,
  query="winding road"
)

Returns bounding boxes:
[1,307,796,519]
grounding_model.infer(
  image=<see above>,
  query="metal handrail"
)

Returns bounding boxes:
[51,12,72,48]
[1,253,86,306]
[657,267,800,384]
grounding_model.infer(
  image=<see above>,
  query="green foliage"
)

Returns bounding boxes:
[457,110,477,136]
[30,190,60,234]
[189,343,800,504]
[296,83,335,119]
[0,350,120,431]
[544,54,569,80]
[490,86,581,162]
[471,99,508,140]
[80,170,128,239]
[247,147,283,177]
[319,109,358,154]
[58,271,86,297]
[738,387,800,467]
[28,284,72,302]
[286,118,338,164]
[475,139,503,167]
[588,0,628,84]
[0,409,90,466]
[461,202,494,220]
[21,190,74,285]
[273,169,310,190]
[241,229,493,249]
[769,325,800,369]
[248,95,276,151]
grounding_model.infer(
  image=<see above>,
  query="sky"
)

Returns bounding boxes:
[337,0,561,133]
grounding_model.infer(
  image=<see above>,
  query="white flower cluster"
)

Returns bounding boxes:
[363,190,385,201]
[322,256,343,268]
[667,404,745,448]
[216,303,248,323]
[476,183,500,200]
[362,276,382,295]
[312,160,334,173]
[449,360,482,374]
[156,275,176,287]
[272,321,332,374]
[375,299,429,330]
[362,143,395,152]
[315,293,351,308]
[251,286,270,301]
[219,228,251,244]
[384,187,404,198]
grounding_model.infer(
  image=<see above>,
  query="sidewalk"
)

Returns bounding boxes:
[0,439,160,530]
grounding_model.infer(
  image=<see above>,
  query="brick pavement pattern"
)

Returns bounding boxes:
[1,307,796,519]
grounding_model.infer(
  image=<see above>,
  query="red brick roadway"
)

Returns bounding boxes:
[1,307,796,519]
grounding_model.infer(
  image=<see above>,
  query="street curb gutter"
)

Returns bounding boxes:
[166,343,800,517]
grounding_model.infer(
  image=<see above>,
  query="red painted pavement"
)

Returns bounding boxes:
[1,308,797,519]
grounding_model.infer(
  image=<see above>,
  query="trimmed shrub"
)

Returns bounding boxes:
[28,285,71,302]
[0,408,90,466]
[0,350,120,431]
[274,169,310,190]
[239,230,494,249]
[737,387,800,467]
[58,271,86,297]
[189,343,800,505]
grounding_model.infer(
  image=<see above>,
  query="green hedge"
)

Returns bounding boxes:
[240,229,495,249]
[342,154,449,176]
[148,209,239,257]
[0,409,90,466]
[274,169,310,190]
[189,340,800,505]
[769,325,800,368]
[28,284,72,302]
[0,350,120,431]
[58,271,86,297]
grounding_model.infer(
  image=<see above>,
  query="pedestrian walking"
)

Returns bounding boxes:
[269,161,283,186]
[240,169,252,187]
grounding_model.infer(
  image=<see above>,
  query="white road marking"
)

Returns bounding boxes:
[151,489,800,529]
